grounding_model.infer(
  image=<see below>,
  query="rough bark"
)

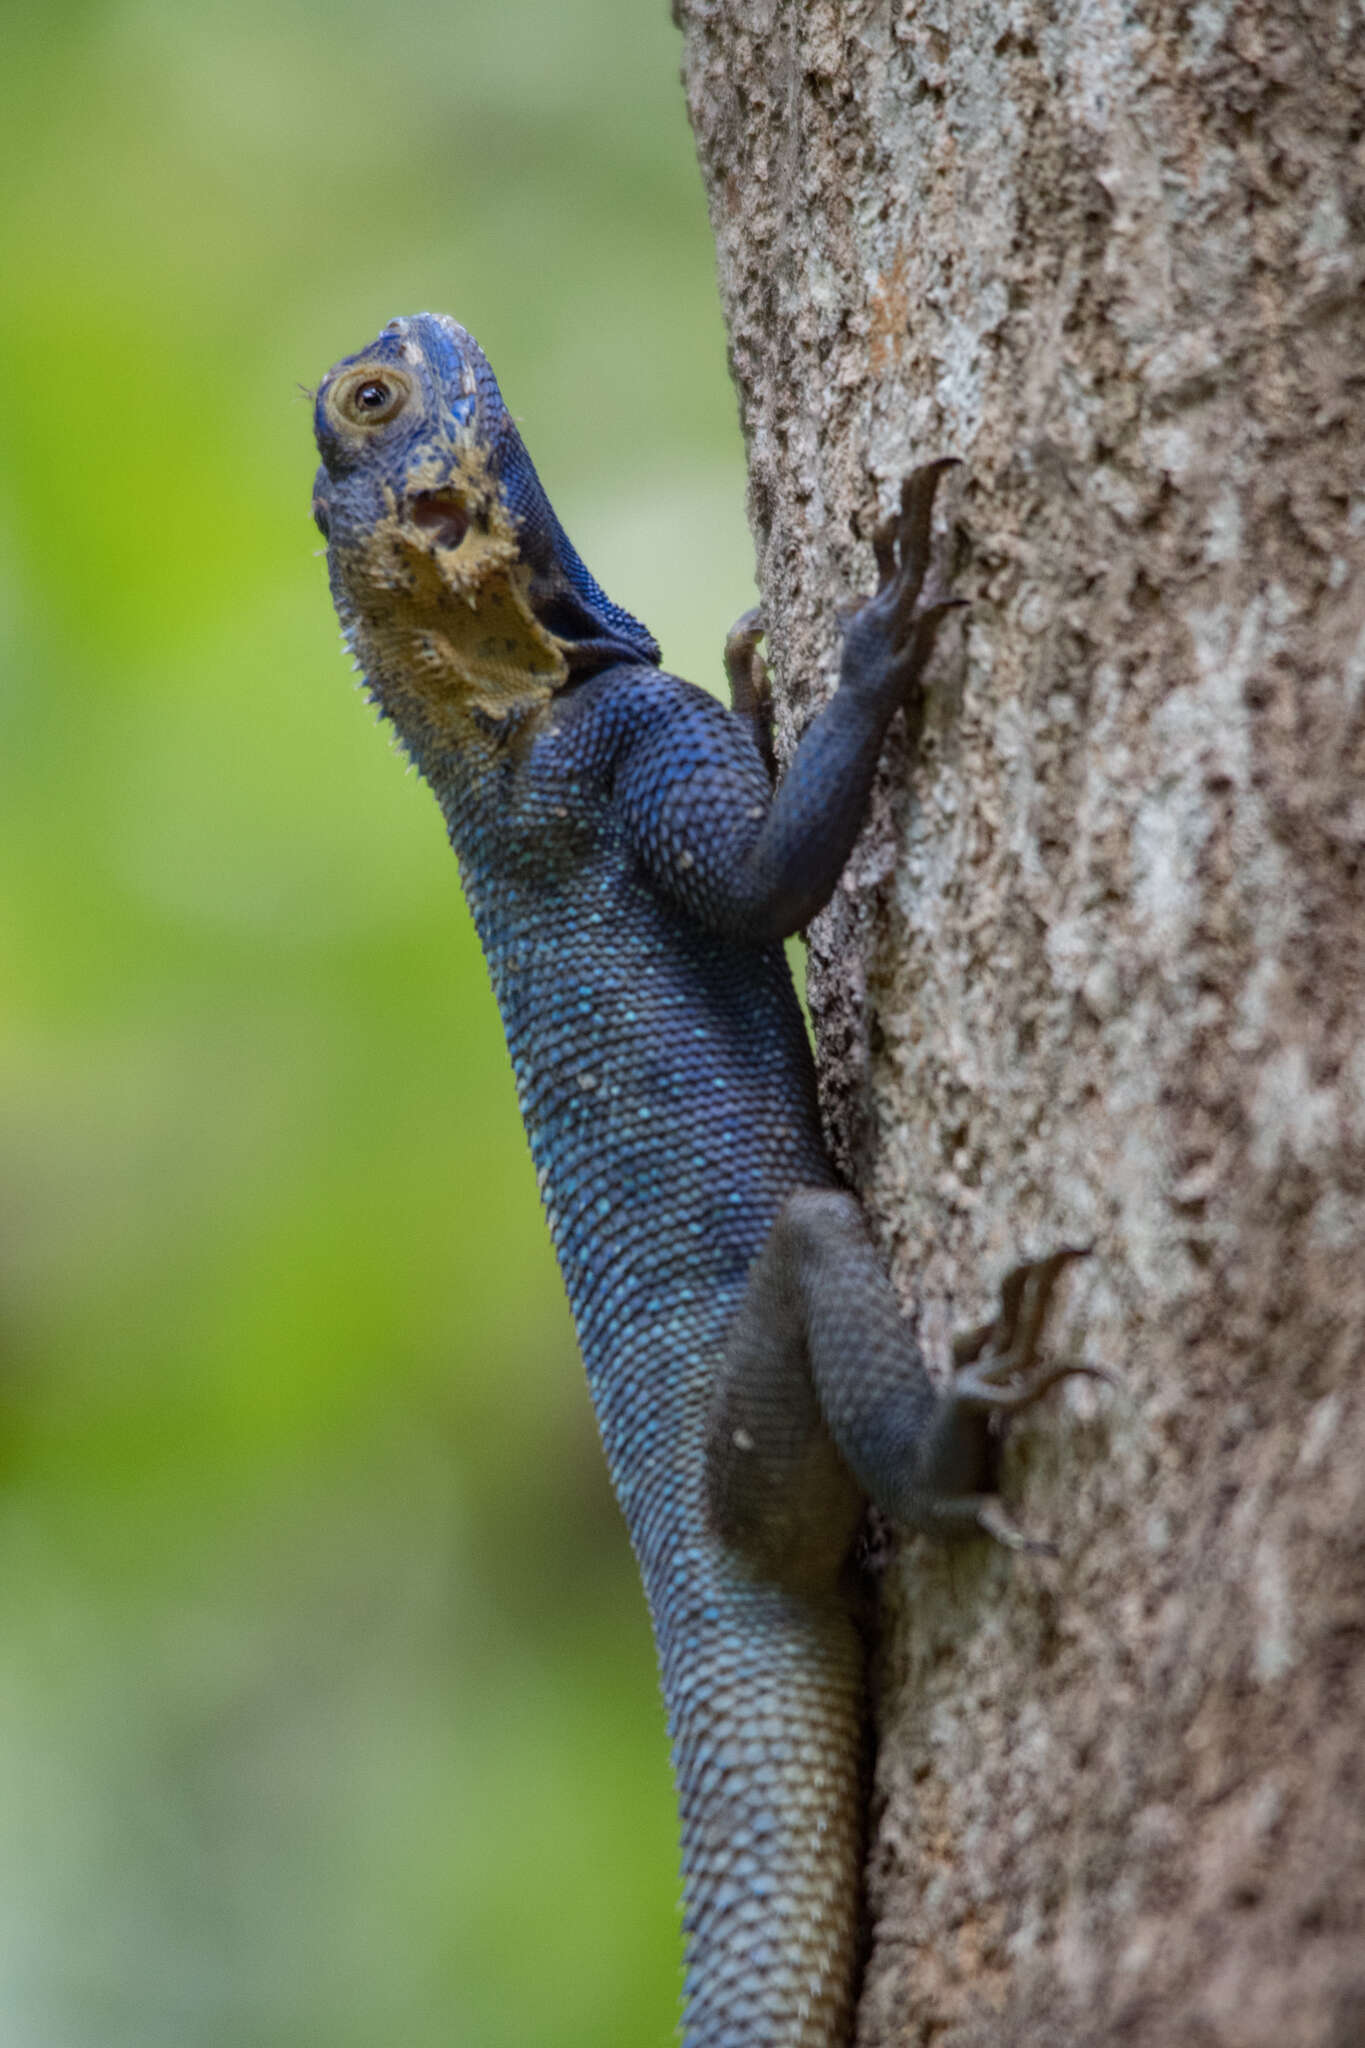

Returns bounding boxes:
[676,3,1365,2044]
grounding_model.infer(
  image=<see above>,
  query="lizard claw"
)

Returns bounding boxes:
[723,606,776,781]
[886,457,961,605]
[849,458,965,708]
[951,1244,1111,1488]
[973,1498,1059,1557]
[723,606,768,718]
[870,512,899,585]
[866,459,961,594]
[898,1246,1108,1547]
[951,1245,1096,1394]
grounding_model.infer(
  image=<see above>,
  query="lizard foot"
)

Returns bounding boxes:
[901,1248,1109,1549]
[876,459,967,667]
[950,1245,1111,1415]
[723,606,777,783]
[723,605,769,719]
[848,459,966,704]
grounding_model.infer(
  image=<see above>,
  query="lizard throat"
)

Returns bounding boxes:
[338,472,571,742]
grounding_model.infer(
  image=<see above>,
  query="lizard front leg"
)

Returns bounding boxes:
[616,459,964,945]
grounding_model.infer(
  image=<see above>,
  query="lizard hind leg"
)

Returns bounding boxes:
[706,1186,944,1590]
[705,1190,867,1599]
[707,1190,1098,1567]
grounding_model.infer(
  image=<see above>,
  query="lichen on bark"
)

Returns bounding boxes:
[676,3,1365,2042]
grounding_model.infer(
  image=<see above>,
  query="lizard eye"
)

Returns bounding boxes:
[332,367,412,428]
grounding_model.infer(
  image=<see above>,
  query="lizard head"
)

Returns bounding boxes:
[312,313,659,751]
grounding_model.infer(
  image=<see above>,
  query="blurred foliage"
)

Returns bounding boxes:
[1,2,757,2041]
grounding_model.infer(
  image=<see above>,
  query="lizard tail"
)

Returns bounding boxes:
[663,1565,866,2047]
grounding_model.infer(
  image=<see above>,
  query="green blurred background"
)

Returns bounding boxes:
[2,4,755,2041]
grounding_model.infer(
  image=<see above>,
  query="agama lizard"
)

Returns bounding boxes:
[311,314,1090,2047]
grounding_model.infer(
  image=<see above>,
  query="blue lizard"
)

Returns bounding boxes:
[311,313,1089,2047]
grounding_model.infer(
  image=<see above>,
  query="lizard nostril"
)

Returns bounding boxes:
[410,491,470,550]
[312,496,331,539]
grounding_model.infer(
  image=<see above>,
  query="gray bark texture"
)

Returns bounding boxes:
[675,3,1365,2045]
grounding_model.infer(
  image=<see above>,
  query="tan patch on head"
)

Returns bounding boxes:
[338,427,568,745]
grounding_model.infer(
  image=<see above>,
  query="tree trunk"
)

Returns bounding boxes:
[675,3,1365,2043]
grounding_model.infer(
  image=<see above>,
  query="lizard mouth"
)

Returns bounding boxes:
[409,490,471,550]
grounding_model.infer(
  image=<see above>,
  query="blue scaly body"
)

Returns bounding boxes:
[311,314,1088,2047]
